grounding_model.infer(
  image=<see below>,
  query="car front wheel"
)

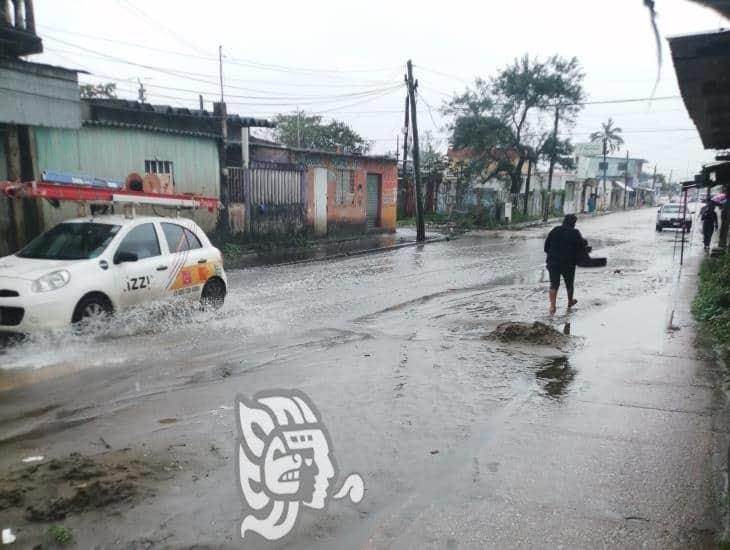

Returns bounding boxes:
[201,278,226,310]
[656,224,663,232]
[72,294,113,324]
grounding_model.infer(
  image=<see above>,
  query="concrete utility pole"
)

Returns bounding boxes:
[623,150,629,209]
[296,107,301,148]
[406,60,425,242]
[601,137,608,212]
[137,79,146,103]
[401,94,410,186]
[218,45,229,222]
[543,104,560,222]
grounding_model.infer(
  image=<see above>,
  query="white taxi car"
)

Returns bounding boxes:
[0,215,227,333]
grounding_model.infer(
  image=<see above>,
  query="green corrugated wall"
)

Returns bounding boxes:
[33,126,220,231]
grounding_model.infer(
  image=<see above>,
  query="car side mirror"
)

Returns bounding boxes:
[114,251,138,264]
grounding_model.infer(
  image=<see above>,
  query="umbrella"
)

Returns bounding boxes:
[711,193,727,204]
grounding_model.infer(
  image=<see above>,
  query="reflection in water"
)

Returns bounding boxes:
[535,356,576,400]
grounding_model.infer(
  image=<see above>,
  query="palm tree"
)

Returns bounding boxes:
[590,118,624,210]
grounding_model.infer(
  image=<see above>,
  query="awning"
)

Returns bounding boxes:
[669,29,730,149]
[611,180,634,192]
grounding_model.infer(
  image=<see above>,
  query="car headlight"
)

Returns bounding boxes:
[31,270,71,293]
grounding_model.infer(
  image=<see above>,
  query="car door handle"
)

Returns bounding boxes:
[197,259,207,264]
[156,265,168,271]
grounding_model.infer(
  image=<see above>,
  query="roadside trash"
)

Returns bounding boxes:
[430,450,439,455]
[1,528,16,545]
[563,322,571,335]
[21,456,43,463]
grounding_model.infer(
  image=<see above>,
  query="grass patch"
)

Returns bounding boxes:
[398,209,543,231]
[692,253,730,365]
[46,525,73,546]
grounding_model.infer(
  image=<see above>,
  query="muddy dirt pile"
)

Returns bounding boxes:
[0,449,177,524]
[487,321,568,347]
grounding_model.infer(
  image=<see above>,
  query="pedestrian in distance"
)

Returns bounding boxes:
[544,214,586,315]
[700,199,718,252]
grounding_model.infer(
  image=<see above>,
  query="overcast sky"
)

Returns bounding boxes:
[33,0,726,181]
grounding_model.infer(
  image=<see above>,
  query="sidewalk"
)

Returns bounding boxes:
[559,253,730,546]
[223,228,445,269]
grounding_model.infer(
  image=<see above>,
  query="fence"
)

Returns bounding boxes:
[227,162,307,237]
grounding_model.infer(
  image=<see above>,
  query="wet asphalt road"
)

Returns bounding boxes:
[0,208,726,549]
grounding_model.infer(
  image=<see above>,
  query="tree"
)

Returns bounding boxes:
[590,118,624,207]
[445,54,585,194]
[420,132,448,212]
[273,111,371,154]
[79,83,117,99]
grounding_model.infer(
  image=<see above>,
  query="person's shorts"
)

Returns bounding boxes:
[548,264,576,290]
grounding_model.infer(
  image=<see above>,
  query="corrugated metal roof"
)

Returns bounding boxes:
[251,141,397,163]
[669,29,730,149]
[83,99,274,128]
[83,119,219,139]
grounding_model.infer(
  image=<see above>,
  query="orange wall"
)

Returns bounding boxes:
[251,145,397,234]
[302,158,397,233]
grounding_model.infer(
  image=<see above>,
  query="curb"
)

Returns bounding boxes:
[230,236,448,270]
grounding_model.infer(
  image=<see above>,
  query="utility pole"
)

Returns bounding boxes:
[217,45,229,228]
[296,107,301,148]
[543,104,560,222]
[406,60,425,242]
[601,137,608,212]
[623,150,629,209]
[652,164,657,205]
[401,94,410,197]
[137,79,146,103]
[524,155,532,216]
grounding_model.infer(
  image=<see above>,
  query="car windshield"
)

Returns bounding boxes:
[663,205,682,213]
[17,222,121,260]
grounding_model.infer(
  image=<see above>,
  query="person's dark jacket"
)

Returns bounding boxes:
[701,206,718,229]
[544,225,586,267]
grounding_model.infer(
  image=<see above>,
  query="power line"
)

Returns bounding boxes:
[113,0,207,56]
[39,25,400,82]
[39,26,398,89]
[417,91,442,130]
[43,41,402,103]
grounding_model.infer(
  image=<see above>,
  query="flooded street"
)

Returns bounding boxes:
[0,208,725,549]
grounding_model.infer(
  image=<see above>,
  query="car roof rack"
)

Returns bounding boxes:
[0,179,220,218]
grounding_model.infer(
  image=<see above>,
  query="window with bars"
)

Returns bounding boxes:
[144,160,174,192]
[145,160,173,175]
[335,170,355,205]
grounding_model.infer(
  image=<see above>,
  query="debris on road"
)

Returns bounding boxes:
[21,456,43,464]
[1,528,16,545]
[488,321,569,347]
[0,450,181,527]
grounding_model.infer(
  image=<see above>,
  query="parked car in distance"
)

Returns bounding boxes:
[656,203,691,232]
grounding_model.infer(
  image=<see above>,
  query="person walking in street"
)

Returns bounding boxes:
[544,214,586,315]
[700,199,719,251]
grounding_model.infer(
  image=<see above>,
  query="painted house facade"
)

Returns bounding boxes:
[1,0,82,255]
[248,142,397,236]
[2,96,273,253]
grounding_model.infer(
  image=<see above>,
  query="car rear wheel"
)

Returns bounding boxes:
[72,294,113,324]
[201,278,226,310]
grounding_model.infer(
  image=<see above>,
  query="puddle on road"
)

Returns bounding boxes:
[535,356,577,400]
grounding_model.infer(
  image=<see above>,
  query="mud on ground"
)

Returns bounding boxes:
[0,448,181,547]
[487,321,570,347]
